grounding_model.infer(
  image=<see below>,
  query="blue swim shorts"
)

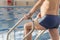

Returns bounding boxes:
[39,14,60,29]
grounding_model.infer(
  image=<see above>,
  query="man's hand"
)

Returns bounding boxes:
[23,14,31,20]
[33,13,41,25]
[37,13,41,19]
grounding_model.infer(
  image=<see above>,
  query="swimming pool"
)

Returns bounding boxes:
[0,6,60,40]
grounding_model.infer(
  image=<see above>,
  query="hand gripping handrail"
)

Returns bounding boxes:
[23,18,35,40]
[7,17,24,40]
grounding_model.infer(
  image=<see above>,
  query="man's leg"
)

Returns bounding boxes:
[24,22,46,40]
[49,28,59,40]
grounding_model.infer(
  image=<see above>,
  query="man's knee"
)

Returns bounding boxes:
[24,22,32,30]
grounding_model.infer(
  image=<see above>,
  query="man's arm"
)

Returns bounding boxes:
[28,0,45,16]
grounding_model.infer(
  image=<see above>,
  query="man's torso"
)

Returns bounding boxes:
[40,0,59,17]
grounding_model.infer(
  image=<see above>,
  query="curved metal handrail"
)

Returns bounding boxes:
[6,16,46,40]
[23,18,35,40]
[7,17,24,40]
[33,17,46,40]
[6,17,35,40]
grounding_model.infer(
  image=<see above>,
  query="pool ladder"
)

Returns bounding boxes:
[6,17,45,40]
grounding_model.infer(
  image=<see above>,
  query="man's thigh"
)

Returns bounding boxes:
[25,22,46,30]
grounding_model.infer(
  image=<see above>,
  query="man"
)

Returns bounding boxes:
[24,0,60,40]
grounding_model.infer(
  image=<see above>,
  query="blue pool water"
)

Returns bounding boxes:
[14,29,50,40]
[0,6,60,40]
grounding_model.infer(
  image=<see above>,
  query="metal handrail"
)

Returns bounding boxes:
[7,17,24,40]
[23,18,35,40]
[33,17,46,40]
[6,16,46,40]
[6,17,35,40]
